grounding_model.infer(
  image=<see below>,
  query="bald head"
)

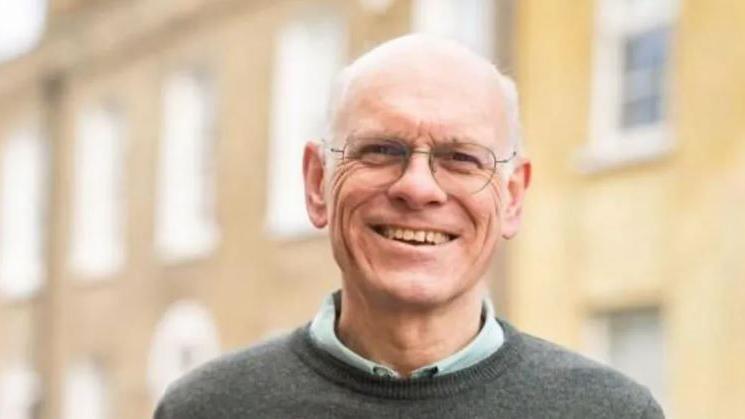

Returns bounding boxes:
[325,34,521,159]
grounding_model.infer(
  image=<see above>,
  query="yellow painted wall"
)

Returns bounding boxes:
[514,1,745,418]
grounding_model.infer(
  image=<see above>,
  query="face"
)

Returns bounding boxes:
[304,56,530,309]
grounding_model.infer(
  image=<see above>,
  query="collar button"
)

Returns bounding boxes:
[372,366,391,377]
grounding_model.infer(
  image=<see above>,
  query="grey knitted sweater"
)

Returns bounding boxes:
[154,320,664,418]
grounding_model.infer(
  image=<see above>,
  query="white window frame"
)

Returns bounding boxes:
[582,308,667,411]
[265,8,346,238]
[0,0,47,62]
[0,125,47,299]
[411,0,497,60]
[147,300,221,401]
[62,360,109,419]
[0,363,40,419]
[155,69,219,261]
[69,102,126,279]
[578,0,678,172]
[357,0,395,15]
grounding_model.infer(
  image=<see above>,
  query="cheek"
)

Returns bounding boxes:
[486,176,508,220]
[466,182,505,240]
[329,162,362,219]
[327,165,386,273]
[329,164,379,236]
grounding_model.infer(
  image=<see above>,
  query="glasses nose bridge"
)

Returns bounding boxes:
[404,148,436,174]
[387,146,448,204]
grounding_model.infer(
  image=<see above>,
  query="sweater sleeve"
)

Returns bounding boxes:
[640,395,665,419]
[153,400,169,419]
[151,386,198,419]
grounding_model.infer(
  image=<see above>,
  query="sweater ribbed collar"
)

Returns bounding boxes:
[290,318,525,400]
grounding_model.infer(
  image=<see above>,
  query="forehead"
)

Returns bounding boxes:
[335,64,509,150]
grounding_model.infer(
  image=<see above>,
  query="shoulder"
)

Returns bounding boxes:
[154,328,306,419]
[517,331,641,389]
[506,327,664,418]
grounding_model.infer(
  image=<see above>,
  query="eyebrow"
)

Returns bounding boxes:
[348,129,478,145]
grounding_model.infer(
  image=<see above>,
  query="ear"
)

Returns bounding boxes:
[303,142,328,228]
[501,159,531,239]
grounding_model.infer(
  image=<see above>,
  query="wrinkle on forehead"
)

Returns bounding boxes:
[328,34,510,151]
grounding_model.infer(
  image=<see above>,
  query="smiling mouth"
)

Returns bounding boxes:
[372,225,456,246]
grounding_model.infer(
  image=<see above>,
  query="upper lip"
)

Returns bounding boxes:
[367,222,460,238]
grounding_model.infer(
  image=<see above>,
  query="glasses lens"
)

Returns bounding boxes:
[341,138,408,188]
[338,138,507,194]
[432,143,497,193]
[345,138,407,166]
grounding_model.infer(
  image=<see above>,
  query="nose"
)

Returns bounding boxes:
[386,152,447,209]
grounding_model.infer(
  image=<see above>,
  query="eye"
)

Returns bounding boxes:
[359,143,406,157]
[347,140,407,165]
[438,150,484,170]
[450,151,481,165]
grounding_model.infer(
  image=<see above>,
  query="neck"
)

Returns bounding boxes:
[336,287,483,377]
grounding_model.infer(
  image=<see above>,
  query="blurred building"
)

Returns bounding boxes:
[511,1,745,418]
[0,1,742,419]
[0,1,515,418]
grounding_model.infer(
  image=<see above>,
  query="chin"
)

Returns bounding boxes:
[374,272,465,308]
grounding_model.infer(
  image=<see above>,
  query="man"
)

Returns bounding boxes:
[155,35,664,418]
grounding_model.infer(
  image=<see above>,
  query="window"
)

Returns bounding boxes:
[0,364,40,419]
[0,126,46,299]
[266,8,346,237]
[357,0,395,14]
[622,27,669,129]
[70,103,125,277]
[581,0,678,171]
[583,308,667,410]
[62,361,108,419]
[155,70,219,260]
[0,0,47,62]
[411,0,496,59]
[147,301,220,401]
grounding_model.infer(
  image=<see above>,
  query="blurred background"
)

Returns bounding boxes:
[0,0,743,418]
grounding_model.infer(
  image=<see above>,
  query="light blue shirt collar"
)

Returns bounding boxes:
[309,291,504,379]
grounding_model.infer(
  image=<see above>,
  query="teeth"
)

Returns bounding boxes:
[379,226,452,245]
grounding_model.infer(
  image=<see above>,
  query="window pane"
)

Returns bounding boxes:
[584,308,667,410]
[0,127,46,298]
[0,364,39,419]
[411,0,496,59]
[156,71,218,259]
[70,104,125,277]
[609,309,666,406]
[0,0,47,62]
[266,9,346,236]
[623,68,663,102]
[63,361,108,419]
[624,27,668,71]
[621,27,669,129]
[623,96,663,127]
[147,301,220,401]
